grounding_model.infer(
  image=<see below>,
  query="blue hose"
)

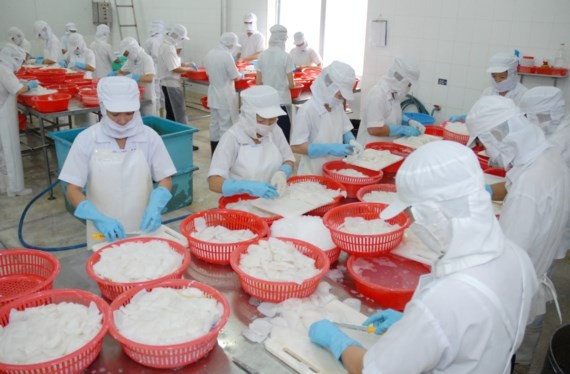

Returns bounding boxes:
[18,180,191,251]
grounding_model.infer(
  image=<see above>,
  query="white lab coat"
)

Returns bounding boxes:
[121,51,157,116]
[90,39,115,78]
[258,47,296,105]
[143,35,164,112]
[0,64,26,194]
[65,49,96,79]
[43,34,63,63]
[238,31,265,59]
[289,46,322,67]
[157,38,181,88]
[205,45,240,141]
[481,82,528,105]
[549,116,570,256]
[356,81,400,145]
[208,122,295,183]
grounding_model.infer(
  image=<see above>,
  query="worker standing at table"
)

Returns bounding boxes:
[236,13,265,63]
[7,27,31,57]
[356,56,423,145]
[309,141,538,374]
[60,22,78,54]
[59,77,176,249]
[0,44,37,197]
[257,24,296,142]
[289,32,322,69]
[32,20,62,65]
[90,24,116,79]
[290,61,358,176]
[205,32,241,155]
[208,85,295,199]
[60,33,95,78]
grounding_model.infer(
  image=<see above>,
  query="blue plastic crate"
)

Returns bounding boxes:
[402,112,435,125]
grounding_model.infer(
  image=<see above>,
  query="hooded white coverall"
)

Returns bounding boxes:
[33,20,62,64]
[289,33,322,68]
[90,25,115,79]
[120,37,156,116]
[143,21,165,114]
[7,27,31,55]
[238,13,265,60]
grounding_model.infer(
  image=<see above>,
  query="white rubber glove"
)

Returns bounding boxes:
[408,120,426,134]
[349,139,364,156]
[270,170,288,196]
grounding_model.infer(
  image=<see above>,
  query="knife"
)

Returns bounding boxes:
[333,322,377,334]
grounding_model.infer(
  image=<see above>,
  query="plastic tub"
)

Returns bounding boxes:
[18,111,27,131]
[0,250,60,308]
[179,209,269,265]
[483,167,506,178]
[85,237,191,301]
[235,78,254,90]
[300,67,322,77]
[0,289,109,374]
[322,160,384,198]
[108,279,230,369]
[22,92,55,107]
[230,237,330,302]
[441,120,470,145]
[286,175,347,216]
[64,71,85,80]
[183,68,208,81]
[290,84,304,99]
[200,96,209,110]
[356,183,397,203]
[44,83,78,96]
[32,93,72,113]
[81,94,99,107]
[517,66,537,74]
[403,112,435,125]
[347,254,430,311]
[364,142,415,174]
[322,202,410,256]
[472,145,490,169]
[218,194,282,226]
[424,125,444,137]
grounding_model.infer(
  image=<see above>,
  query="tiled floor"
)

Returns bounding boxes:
[1,106,568,373]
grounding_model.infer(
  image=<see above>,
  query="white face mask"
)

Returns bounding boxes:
[255,123,273,137]
[409,203,452,256]
[102,112,141,139]
[39,30,48,40]
[11,35,23,46]
[491,73,517,93]
[479,129,515,169]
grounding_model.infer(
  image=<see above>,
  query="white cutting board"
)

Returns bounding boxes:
[343,149,403,172]
[90,225,188,251]
[251,194,334,218]
[393,134,442,149]
[391,229,437,266]
[265,300,378,374]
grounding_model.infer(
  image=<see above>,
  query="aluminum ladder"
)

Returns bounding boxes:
[114,0,141,42]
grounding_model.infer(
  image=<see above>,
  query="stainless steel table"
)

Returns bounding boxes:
[55,248,381,373]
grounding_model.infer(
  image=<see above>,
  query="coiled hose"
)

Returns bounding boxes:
[400,94,429,114]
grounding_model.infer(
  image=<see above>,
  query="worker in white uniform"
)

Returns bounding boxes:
[0,44,37,197]
[90,24,117,79]
[309,140,538,374]
[143,20,166,116]
[7,27,31,57]
[449,52,527,122]
[205,32,241,154]
[59,77,176,249]
[289,32,322,69]
[257,24,296,142]
[32,20,62,65]
[60,33,95,78]
[116,37,156,117]
[356,56,423,145]
[290,61,358,176]
[236,13,265,63]
[208,85,295,199]
[465,95,570,369]
[60,22,78,54]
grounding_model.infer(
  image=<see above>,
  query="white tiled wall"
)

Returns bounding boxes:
[362,0,570,123]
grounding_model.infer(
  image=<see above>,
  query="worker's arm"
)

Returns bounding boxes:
[208,175,225,194]
[84,64,95,72]
[367,125,391,137]
[238,51,261,62]
[157,176,172,191]
[138,73,154,84]
[341,346,366,374]
[43,58,57,65]
[172,66,193,74]
[256,71,263,85]
[489,181,507,202]
[66,183,87,208]
[287,72,295,89]
[291,142,309,155]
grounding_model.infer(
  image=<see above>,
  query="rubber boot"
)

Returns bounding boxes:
[210,141,219,155]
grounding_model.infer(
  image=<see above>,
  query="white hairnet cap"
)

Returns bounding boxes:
[241,85,287,118]
[390,56,420,85]
[381,141,484,220]
[97,77,140,112]
[67,33,86,50]
[65,22,78,32]
[220,32,240,48]
[519,86,565,120]
[33,20,50,36]
[170,24,189,40]
[486,52,518,74]
[8,27,24,39]
[95,24,110,37]
[243,13,257,22]
[465,95,520,146]
[119,36,139,53]
[293,32,305,45]
[327,61,356,100]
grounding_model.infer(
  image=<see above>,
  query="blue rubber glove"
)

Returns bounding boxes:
[343,131,356,144]
[388,124,421,137]
[128,73,141,82]
[279,164,293,179]
[58,59,67,68]
[362,309,403,335]
[449,114,467,122]
[35,57,44,65]
[25,80,39,90]
[107,71,118,77]
[402,113,411,125]
[485,184,494,198]
[191,62,199,71]
[140,186,173,232]
[73,61,86,69]
[74,200,125,242]
[307,144,354,158]
[309,320,363,361]
[222,179,279,199]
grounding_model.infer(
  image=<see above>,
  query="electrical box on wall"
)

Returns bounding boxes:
[92,1,112,26]
[371,18,387,47]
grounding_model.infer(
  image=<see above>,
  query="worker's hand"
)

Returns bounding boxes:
[308,144,354,158]
[349,139,364,156]
[309,320,363,360]
[485,184,494,199]
[408,119,426,134]
[222,179,279,199]
[140,186,173,232]
[74,200,126,242]
[25,80,39,90]
[127,73,141,82]
[34,57,44,65]
[449,114,467,122]
[388,124,421,137]
[191,62,199,71]
[107,71,118,77]
[270,164,292,197]
[362,309,403,335]
[343,130,356,144]
[72,61,86,70]
[58,59,67,68]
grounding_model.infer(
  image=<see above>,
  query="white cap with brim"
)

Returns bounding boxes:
[328,61,356,101]
[465,95,520,146]
[97,76,140,113]
[486,53,518,74]
[241,85,287,118]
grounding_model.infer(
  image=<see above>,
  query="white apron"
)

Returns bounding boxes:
[298,109,345,176]
[86,147,152,248]
[229,137,282,183]
[0,94,25,193]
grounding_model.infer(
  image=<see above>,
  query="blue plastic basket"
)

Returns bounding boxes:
[403,112,435,125]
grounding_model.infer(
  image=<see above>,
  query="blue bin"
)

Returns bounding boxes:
[403,112,435,125]
[49,116,198,214]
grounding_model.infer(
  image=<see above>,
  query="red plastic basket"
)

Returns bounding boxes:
[85,237,191,301]
[424,125,444,137]
[347,254,430,311]
[200,96,209,110]
[300,67,321,77]
[484,167,506,178]
[81,94,99,107]
[218,194,282,226]
[356,183,397,203]
[64,71,85,80]
[0,250,60,308]
[230,237,330,302]
[286,175,347,216]
[108,279,230,369]
[31,93,71,113]
[235,78,254,90]
[472,145,490,169]
[44,83,78,96]
[290,84,303,99]
[442,120,470,145]
[322,160,383,198]
[322,202,410,256]
[183,68,208,81]
[364,142,415,174]
[0,289,109,373]
[22,93,53,107]
[180,209,269,265]
[324,247,341,264]
[18,111,27,132]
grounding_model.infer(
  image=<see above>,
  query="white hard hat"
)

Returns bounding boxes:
[97,77,140,112]
[466,95,520,146]
[326,61,356,100]
[486,52,518,74]
[241,86,287,118]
